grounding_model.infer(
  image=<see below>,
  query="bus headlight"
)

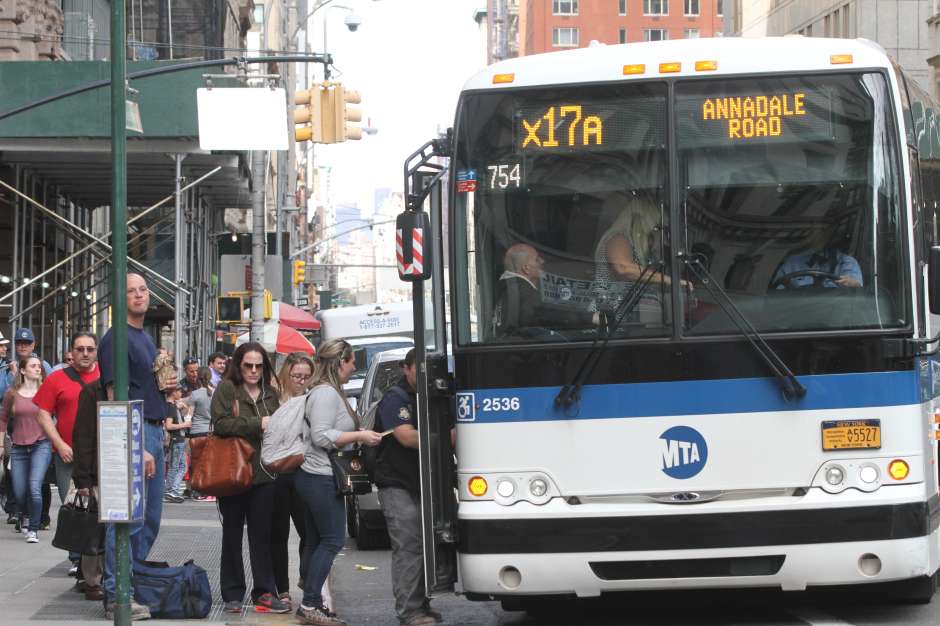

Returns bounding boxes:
[825,465,845,486]
[496,479,516,498]
[858,464,879,484]
[529,478,548,497]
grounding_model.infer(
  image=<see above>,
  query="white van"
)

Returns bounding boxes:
[316,303,415,407]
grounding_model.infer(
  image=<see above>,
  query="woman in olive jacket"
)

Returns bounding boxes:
[209,341,289,614]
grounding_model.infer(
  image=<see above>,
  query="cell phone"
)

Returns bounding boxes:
[381,429,395,437]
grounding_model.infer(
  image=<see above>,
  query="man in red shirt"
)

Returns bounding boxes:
[33,331,102,600]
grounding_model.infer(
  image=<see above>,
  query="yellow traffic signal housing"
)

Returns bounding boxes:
[294,85,327,143]
[292,259,306,286]
[334,83,363,141]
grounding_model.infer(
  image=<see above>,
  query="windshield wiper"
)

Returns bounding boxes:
[555,263,660,408]
[682,252,806,401]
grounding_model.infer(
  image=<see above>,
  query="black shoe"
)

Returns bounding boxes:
[40,520,50,531]
[5,514,16,525]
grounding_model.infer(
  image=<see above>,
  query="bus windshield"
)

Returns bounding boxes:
[452,72,907,346]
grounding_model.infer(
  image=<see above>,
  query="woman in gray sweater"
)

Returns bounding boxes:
[295,339,382,626]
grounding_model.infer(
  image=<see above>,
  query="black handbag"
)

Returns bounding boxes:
[328,448,371,496]
[52,493,104,555]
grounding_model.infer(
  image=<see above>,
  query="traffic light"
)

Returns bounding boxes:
[292,259,306,286]
[293,85,317,142]
[334,83,363,141]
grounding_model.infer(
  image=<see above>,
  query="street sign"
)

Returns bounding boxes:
[296,297,309,306]
[97,401,145,523]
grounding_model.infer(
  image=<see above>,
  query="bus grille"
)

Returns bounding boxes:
[589,555,785,580]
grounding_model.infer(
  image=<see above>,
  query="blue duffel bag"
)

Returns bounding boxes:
[132,559,211,619]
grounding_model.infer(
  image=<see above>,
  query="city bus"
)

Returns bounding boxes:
[402,36,940,609]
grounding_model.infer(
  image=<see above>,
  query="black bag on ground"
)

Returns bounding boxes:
[52,493,103,555]
[132,559,211,619]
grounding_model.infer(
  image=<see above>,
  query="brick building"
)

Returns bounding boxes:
[518,0,725,56]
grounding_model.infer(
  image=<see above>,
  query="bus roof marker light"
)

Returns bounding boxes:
[468,476,488,496]
[830,54,853,65]
[492,73,515,84]
[694,60,718,71]
[887,459,909,480]
[659,62,681,74]
[622,64,646,75]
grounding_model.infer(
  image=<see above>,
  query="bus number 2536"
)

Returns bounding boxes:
[482,397,521,412]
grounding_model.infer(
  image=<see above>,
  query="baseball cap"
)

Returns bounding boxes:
[0,331,8,345]
[14,328,35,343]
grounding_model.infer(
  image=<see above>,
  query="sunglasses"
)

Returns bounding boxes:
[241,362,264,371]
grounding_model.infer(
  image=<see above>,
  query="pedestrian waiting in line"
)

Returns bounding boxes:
[207,352,227,387]
[184,367,215,501]
[163,381,192,503]
[0,355,51,543]
[295,339,382,626]
[210,342,289,615]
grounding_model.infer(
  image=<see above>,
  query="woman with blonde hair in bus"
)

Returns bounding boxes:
[295,339,382,626]
[0,355,51,542]
[270,352,315,606]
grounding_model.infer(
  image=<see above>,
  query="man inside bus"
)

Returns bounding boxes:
[770,224,863,290]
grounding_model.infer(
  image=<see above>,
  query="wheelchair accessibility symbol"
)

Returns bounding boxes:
[456,392,476,422]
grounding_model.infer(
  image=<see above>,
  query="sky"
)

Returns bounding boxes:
[301,0,487,215]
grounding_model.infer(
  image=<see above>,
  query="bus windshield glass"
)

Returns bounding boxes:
[452,72,907,346]
[453,82,673,345]
[677,72,906,336]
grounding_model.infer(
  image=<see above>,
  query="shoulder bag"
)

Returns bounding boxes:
[324,390,371,496]
[189,399,254,496]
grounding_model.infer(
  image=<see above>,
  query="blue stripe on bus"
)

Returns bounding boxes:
[454,371,919,423]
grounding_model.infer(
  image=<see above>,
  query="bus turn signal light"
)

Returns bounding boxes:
[695,60,718,71]
[659,62,682,73]
[623,64,646,75]
[468,476,488,496]
[492,73,515,84]
[887,460,909,480]
[830,54,853,65]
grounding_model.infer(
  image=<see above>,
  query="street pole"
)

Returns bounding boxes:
[250,151,266,342]
[173,153,186,368]
[110,0,130,624]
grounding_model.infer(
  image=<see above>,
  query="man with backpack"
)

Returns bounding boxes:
[34,331,103,600]
[373,349,443,626]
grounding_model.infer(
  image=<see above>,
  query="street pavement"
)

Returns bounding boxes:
[1,497,938,626]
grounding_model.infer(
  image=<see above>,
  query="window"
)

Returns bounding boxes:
[684,28,699,38]
[552,27,579,47]
[619,0,627,15]
[644,28,667,41]
[717,0,723,16]
[644,0,668,15]
[553,0,578,15]
[619,28,627,43]
[684,0,699,15]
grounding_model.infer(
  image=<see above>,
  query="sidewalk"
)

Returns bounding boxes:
[0,499,305,626]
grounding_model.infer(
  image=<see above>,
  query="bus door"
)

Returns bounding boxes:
[401,140,458,595]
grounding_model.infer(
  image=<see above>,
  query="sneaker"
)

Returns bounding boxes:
[68,563,79,577]
[424,608,444,623]
[204,495,216,502]
[13,516,25,533]
[224,600,242,613]
[296,604,346,625]
[278,592,292,609]
[25,530,38,543]
[254,592,291,614]
[5,513,16,524]
[104,601,151,621]
[403,615,437,626]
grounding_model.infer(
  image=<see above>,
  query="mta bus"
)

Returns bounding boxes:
[401,37,940,609]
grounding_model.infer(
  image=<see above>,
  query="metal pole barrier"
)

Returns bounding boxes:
[110,0,131,623]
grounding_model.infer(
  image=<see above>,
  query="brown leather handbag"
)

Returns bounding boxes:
[190,400,254,496]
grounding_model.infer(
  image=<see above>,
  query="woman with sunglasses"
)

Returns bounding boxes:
[270,352,315,606]
[0,355,51,542]
[295,339,382,626]
[210,342,289,614]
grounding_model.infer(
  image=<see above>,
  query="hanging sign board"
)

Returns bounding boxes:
[197,87,289,150]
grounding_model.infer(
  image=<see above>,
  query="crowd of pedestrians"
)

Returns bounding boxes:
[0,273,441,626]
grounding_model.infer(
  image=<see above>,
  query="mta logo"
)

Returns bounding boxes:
[659,425,708,479]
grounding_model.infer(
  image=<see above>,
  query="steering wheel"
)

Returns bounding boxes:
[769,270,842,290]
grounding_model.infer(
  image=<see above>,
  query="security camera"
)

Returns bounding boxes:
[344,13,362,31]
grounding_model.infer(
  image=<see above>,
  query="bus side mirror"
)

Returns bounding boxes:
[929,247,940,315]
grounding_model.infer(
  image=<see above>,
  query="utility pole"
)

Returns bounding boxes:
[109,0,131,624]
[250,151,266,342]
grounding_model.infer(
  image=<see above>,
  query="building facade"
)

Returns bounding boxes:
[734,1,931,92]
[518,0,724,56]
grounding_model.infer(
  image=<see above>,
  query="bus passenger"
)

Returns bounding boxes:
[493,243,545,336]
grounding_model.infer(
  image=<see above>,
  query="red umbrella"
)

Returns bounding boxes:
[275,302,321,330]
[236,321,315,355]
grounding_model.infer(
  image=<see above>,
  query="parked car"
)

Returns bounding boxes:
[346,347,412,549]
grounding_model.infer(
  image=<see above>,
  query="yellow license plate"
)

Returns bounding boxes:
[821,419,881,450]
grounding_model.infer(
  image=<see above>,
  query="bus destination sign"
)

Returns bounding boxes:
[701,92,807,139]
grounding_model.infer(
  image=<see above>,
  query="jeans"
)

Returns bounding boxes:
[164,441,187,498]
[379,487,430,623]
[53,452,73,503]
[271,471,307,595]
[295,471,346,608]
[10,439,52,533]
[103,421,165,601]
[218,482,276,602]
